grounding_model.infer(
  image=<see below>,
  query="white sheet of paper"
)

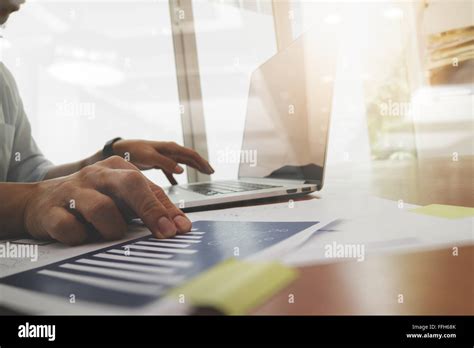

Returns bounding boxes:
[283,201,474,266]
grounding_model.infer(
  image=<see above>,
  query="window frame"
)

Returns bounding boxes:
[169,0,291,182]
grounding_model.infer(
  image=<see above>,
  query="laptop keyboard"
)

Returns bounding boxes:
[182,181,280,196]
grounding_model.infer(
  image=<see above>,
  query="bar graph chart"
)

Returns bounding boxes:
[1,221,318,307]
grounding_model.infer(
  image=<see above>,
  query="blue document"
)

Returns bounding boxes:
[1,221,318,307]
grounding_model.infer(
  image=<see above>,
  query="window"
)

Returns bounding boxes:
[1,0,183,186]
[289,1,421,163]
[192,0,277,180]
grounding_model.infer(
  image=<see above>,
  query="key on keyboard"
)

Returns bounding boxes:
[182,181,280,196]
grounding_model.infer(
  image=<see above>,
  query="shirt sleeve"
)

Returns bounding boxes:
[1,64,52,182]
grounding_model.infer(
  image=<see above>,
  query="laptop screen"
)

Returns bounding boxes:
[238,26,339,188]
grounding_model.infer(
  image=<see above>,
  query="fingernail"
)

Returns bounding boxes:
[157,217,177,237]
[173,215,192,232]
[175,165,184,174]
[207,164,215,174]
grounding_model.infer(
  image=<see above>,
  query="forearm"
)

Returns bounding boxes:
[0,183,37,238]
[43,150,104,180]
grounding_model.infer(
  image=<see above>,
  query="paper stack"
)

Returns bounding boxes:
[427,26,473,70]
[426,26,474,84]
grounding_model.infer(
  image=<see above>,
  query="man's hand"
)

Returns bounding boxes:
[23,156,191,246]
[112,140,214,184]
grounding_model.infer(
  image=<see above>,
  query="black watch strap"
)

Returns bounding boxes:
[102,137,122,158]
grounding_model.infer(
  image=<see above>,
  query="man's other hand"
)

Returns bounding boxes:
[112,140,214,185]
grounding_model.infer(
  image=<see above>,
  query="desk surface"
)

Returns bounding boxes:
[370,156,473,208]
[253,244,474,315]
[251,156,473,315]
[0,157,472,315]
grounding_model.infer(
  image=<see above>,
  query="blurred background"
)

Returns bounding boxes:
[0,0,472,205]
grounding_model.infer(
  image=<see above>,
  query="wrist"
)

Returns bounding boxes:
[82,150,105,167]
[21,182,41,236]
[111,139,122,156]
[103,137,123,159]
[0,183,40,238]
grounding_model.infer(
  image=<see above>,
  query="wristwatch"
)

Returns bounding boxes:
[102,137,122,159]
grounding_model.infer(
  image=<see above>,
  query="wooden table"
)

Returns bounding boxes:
[370,156,474,208]
[253,245,473,315]
[252,156,473,315]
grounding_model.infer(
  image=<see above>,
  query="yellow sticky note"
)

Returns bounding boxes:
[168,258,297,315]
[411,204,474,219]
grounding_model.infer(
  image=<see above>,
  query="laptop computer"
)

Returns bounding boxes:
[167,25,340,210]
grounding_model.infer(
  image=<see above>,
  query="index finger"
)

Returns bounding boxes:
[164,171,178,185]
[159,142,214,174]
